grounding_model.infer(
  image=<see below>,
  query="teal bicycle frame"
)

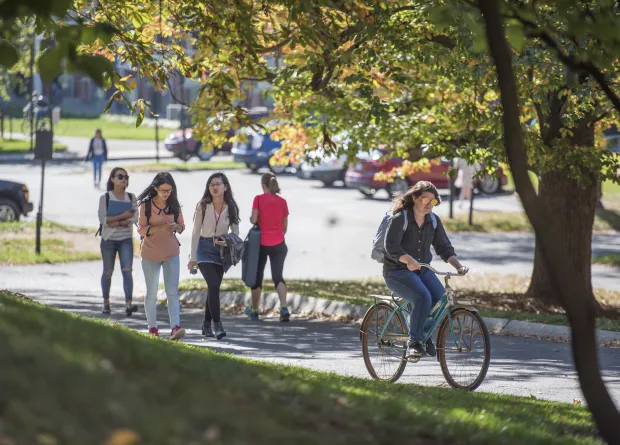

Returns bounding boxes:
[370,263,474,353]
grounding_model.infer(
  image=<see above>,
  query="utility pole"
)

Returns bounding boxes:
[153,91,160,163]
[29,30,35,152]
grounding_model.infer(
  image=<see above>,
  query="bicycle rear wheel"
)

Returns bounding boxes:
[437,308,490,390]
[360,302,408,382]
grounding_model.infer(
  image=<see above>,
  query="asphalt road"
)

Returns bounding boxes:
[19,287,620,407]
[1,162,619,289]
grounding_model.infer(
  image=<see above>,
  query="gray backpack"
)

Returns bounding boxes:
[371,210,437,263]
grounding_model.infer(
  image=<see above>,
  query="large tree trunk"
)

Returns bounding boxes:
[527,170,597,304]
[478,1,620,443]
[527,123,598,305]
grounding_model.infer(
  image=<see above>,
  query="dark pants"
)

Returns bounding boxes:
[251,241,287,290]
[100,238,134,302]
[199,262,224,323]
[384,268,445,342]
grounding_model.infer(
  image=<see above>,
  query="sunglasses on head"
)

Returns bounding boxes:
[420,197,439,206]
[115,174,129,180]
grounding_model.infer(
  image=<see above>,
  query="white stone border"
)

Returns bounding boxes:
[157,290,620,347]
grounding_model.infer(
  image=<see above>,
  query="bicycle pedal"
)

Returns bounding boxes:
[406,354,422,363]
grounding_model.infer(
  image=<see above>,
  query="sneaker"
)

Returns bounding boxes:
[244,306,259,321]
[102,301,111,314]
[213,321,226,340]
[425,338,436,358]
[406,341,425,357]
[202,320,215,338]
[125,303,138,317]
[148,327,159,337]
[279,306,290,322]
[170,326,186,341]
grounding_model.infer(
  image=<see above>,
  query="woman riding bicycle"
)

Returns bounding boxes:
[383,181,467,358]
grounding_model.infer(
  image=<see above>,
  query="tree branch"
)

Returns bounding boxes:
[511,11,620,114]
[256,36,293,54]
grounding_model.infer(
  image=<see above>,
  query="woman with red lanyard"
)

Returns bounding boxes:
[245,172,290,322]
[188,173,240,340]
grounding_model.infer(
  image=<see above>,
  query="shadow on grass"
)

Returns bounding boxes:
[595,207,620,232]
[0,291,602,445]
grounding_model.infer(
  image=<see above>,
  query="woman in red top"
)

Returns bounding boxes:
[246,172,290,322]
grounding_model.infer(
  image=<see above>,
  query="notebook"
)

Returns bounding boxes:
[107,200,134,217]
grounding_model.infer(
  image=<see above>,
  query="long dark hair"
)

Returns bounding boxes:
[137,172,181,216]
[261,172,281,194]
[106,167,128,192]
[201,172,240,225]
[392,180,440,215]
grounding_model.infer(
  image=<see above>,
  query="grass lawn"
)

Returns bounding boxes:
[178,277,620,332]
[441,209,620,232]
[0,137,67,154]
[593,253,620,267]
[0,291,602,445]
[0,221,100,265]
[53,118,158,140]
[126,161,244,172]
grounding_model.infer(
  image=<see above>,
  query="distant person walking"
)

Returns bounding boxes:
[86,129,108,188]
[137,172,186,340]
[453,157,477,207]
[188,173,240,340]
[245,172,290,322]
[97,167,138,316]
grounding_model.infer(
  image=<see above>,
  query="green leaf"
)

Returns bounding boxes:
[69,55,114,87]
[51,0,73,16]
[506,25,525,52]
[104,91,121,113]
[136,101,145,127]
[36,46,64,83]
[0,41,19,69]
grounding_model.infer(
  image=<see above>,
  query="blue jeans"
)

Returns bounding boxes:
[141,256,181,329]
[100,238,134,302]
[92,154,105,184]
[384,268,445,342]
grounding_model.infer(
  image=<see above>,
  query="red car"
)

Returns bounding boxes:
[344,150,506,198]
[165,128,234,161]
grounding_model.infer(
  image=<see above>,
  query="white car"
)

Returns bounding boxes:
[299,148,349,187]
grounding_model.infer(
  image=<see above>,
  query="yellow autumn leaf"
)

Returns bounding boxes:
[104,429,139,445]
[129,79,137,89]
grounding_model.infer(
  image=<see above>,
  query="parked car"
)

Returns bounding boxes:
[0,179,33,221]
[231,127,287,173]
[298,148,349,186]
[164,128,234,161]
[344,150,506,198]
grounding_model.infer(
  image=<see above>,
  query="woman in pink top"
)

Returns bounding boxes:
[137,172,186,340]
[245,172,290,322]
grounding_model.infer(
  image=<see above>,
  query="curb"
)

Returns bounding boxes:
[157,290,620,347]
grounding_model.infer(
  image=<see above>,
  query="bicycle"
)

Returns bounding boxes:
[359,263,491,390]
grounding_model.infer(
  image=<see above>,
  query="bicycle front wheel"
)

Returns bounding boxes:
[360,302,408,382]
[437,308,490,390]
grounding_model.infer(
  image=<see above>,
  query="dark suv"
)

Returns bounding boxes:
[0,179,34,221]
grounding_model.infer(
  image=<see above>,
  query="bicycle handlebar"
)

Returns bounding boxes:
[418,263,468,277]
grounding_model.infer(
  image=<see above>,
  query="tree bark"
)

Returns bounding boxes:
[527,123,598,305]
[477,1,620,443]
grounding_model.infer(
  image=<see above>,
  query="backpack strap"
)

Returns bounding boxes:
[430,212,437,230]
[95,192,111,237]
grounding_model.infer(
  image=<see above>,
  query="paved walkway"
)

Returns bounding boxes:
[14,287,620,407]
